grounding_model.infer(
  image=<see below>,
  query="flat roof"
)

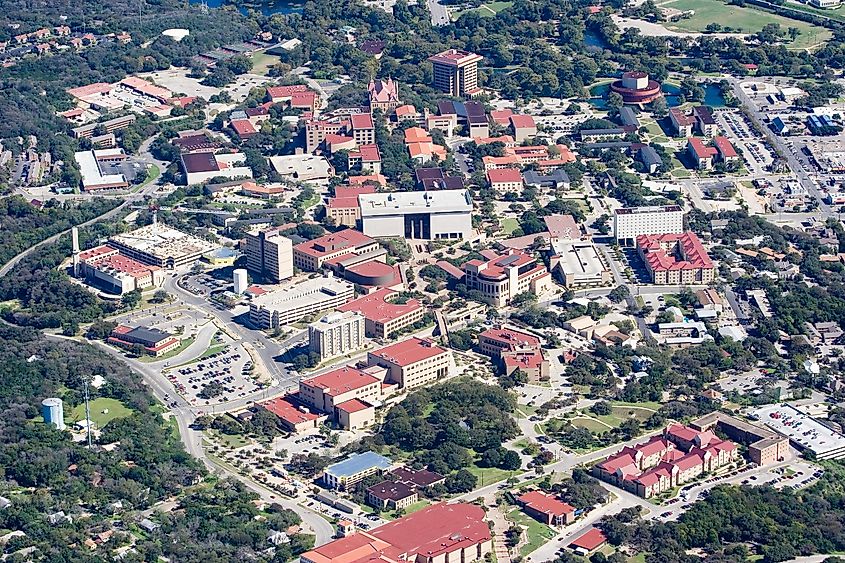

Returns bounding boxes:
[371,503,490,558]
[251,275,354,309]
[74,150,127,189]
[614,205,683,215]
[109,223,218,261]
[325,451,393,478]
[428,49,483,67]
[752,404,845,458]
[544,214,579,240]
[366,480,415,501]
[359,190,472,217]
[553,240,608,278]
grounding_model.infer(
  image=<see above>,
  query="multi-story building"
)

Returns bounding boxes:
[366,481,418,511]
[293,229,381,272]
[637,232,716,285]
[108,325,181,357]
[368,78,401,114]
[244,227,294,282]
[550,240,611,288]
[517,491,576,526]
[338,288,427,338]
[487,168,523,193]
[248,274,355,329]
[478,326,541,358]
[350,113,376,145]
[367,337,451,389]
[108,223,219,269]
[181,152,253,185]
[300,503,492,563]
[509,114,537,143]
[462,250,553,307]
[593,424,739,499]
[298,365,386,430]
[428,49,484,97]
[77,245,165,295]
[308,311,366,361]
[612,205,684,246]
[327,184,377,228]
[359,189,474,240]
[690,412,789,466]
[322,451,393,491]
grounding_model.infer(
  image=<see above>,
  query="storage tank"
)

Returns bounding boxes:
[42,398,66,430]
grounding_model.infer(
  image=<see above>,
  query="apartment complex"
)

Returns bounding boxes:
[300,503,492,563]
[359,189,474,240]
[593,425,738,498]
[669,106,718,137]
[308,311,366,361]
[293,229,381,271]
[691,412,789,466]
[462,250,552,307]
[248,274,355,329]
[613,205,684,245]
[244,227,294,282]
[637,232,716,284]
[338,288,426,338]
[367,337,451,389]
[428,49,483,97]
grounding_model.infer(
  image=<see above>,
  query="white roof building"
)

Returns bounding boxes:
[551,240,611,289]
[74,150,128,191]
[358,189,473,240]
[269,154,333,182]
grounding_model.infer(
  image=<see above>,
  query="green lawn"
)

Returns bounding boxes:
[70,398,133,428]
[200,343,228,360]
[452,0,513,19]
[401,500,431,515]
[206,429,250,449]
[133,164,160,193]
[500,218,520,235]
[659,0,832,49]
[138,337,196,363]
[250,51,280,75]
[466,465,515,487]
[570,416,614,434]
[506,508,557,557]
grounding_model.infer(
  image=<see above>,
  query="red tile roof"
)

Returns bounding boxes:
[336,398,373,413]
[327,196,361,210]
[231,119,257,137]
[509,114,536,129]
[370,337,447,367]
[544,214,579,240]
[291,90,317,108]
[338,288,423,323]
[487,168,522,184]
[350,113,375,130]
[518,490,574,517]
[261,395,322,424]
[267,84,309,99]
[301,366,379,397]
[490,109,514,125]
[687,137,718,159]
[636,232,714,272]
[480,327,540,350]
[351,143,380,162]
[569,528,606,552]
[503,350,545,370]
[294,229,375,258]
[713,136,737,158]
[335,185,377,198]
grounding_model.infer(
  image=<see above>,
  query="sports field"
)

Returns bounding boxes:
[659,0,832,49]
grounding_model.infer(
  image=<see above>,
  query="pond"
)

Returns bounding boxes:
[189,0,303,16]
[587,81,726,109]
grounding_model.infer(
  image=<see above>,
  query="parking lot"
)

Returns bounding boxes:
[163,342,263,407]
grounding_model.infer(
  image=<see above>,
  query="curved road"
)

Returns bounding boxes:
[1,174,334,543]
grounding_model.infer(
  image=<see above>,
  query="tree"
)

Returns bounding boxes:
[151,290,170,304]
[445,469,478,493]
[606,92,624,112]
[608,285,630,304]
[501,450,522,470]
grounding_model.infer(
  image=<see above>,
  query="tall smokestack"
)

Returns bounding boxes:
[71,227,80,277]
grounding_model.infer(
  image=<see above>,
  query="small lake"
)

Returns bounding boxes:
[189,0,303,16]
[587,81,726,109]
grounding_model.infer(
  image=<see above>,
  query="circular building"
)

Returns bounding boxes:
[610,71,663,104]
[344,261,398,287]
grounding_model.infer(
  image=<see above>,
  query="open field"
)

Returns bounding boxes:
[500,218,520,235]
[250,51,281,76]
[659,0,832,49]
[571,416,614,434]
[466,464,515,487]
[506,508,556,557]
[451,1,512,19]
[138,337,196,363]
[71,398,133,428]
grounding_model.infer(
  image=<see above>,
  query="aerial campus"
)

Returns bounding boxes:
[9,0,845,562]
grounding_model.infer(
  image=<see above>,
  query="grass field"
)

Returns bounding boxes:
[451,0,512,19]
[466,465,515,487]
[571,416,614,434]
[133,164,160,193]
[250,51,280,75]
[500,217,520,235]
[71,398,133,428]
[506,508,556,557]
[206,428,250,449]
[659,0,832,49]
